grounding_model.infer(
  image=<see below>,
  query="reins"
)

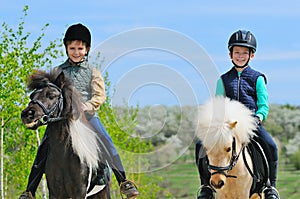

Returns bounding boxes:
[208,137,246,179]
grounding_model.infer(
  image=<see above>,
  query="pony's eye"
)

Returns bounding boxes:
[49,95,56,100]
[47,93,56,100]
[226,147,231,152]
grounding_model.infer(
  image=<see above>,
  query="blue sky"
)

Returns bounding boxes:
[2,0,300,106]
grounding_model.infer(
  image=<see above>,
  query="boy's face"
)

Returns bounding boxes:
[229,46,254,67]
[66,40,90,63]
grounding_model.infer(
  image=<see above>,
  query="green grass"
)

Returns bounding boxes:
[277,170,300,199]
[154,155,300,199]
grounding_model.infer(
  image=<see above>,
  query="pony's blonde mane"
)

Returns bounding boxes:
[196,96,257,149]
[69,119,102,170]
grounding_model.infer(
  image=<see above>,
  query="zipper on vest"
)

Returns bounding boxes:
[237,75,241,100]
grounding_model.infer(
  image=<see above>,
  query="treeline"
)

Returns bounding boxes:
[1,6,299,199]
[116,104,300,170]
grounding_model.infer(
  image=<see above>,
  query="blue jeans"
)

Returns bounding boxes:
[89,116,126,183]
[255,125,278,161]
[89,116,118,156]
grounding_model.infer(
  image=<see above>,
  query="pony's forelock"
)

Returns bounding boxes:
[196,96,257,148]
[27,70,51,90]
[28,69,73,90]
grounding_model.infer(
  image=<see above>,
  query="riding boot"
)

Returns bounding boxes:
[196,157,214,199]
[111,154,126,184]
[19,135,49,198]
[264,161,280,199]
[269,161,278,187]
[111,155,140,199]
[195,141,214,199]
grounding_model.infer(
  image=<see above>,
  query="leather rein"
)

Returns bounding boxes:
[208,137,246,179]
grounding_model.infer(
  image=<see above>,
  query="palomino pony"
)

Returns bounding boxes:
[21,70,110,198]
[196,96,266,199]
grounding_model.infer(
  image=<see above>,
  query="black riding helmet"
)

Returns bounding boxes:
[63,23,91,47]
[228,30,256,53]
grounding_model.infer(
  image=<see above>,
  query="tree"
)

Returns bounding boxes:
[0,6,62,198]
[1,7,164,198]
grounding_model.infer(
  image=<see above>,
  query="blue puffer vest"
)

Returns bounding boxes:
[221,66,267,113]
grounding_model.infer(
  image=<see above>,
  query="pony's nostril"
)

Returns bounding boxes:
[218,180,224,188]
[28,110,35,119]
[211,181,217,188]
[21,109,35,119]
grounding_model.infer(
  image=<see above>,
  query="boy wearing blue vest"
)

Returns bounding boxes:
[19,23,139,199]
[195,30,280,199]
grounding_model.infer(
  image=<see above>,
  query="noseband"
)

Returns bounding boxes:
[29,82,64,124]
[208,137,246,178]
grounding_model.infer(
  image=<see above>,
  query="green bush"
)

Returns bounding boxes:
[290,150,300,170]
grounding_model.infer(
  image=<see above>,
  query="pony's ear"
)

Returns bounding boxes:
[228,121,238,129]
[55,71,65,89]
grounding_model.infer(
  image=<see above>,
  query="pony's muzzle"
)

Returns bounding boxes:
[21,108,35,120]
[211,179,225,189]
[210,173,226,189]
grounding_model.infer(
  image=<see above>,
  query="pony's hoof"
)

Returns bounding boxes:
[18,191,35,199]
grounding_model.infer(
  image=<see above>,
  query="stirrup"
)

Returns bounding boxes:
[18,191,35,199]
[120,179,139,199]
[196,185,215,199]
[263,186,280,199]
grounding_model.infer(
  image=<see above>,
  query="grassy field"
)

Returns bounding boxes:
[154,154,300,199]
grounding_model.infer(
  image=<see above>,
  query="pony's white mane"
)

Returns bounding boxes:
[69,119,101,170]
[196,96,257,148]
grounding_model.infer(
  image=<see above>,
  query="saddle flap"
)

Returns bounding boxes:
[246,139,270,194]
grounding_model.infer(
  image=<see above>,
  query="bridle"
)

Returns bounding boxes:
[29,82,65,124]
[208,137,246,178]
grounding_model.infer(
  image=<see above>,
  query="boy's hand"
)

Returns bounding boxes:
[254,115,262,126]
[81,103,88,112]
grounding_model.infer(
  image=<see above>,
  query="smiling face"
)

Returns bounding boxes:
[229,46,254,69]
[66,40,90,63]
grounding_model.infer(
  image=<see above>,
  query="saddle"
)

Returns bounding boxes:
[243,138,270,196]
[87,162,111,197]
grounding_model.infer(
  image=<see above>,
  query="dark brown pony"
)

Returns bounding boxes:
[21,70,110,199]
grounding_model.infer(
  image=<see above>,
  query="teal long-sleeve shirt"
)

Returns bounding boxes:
[216,72,269,121]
